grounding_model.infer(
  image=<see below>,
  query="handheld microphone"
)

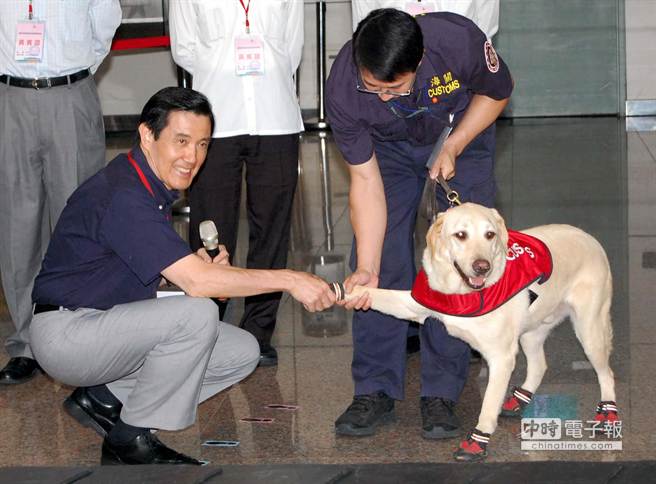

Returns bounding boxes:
[199,220,220,259]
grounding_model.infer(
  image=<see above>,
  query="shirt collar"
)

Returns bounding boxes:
[403,55,439,105]
[415,53,438,86]
[130,146,179,206]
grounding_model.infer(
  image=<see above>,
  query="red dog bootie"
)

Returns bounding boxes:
[453,428,490,462]
[500,386,533,418]
[595,401,619,422]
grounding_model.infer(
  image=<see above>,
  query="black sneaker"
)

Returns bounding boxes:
[335,391,395,436]
[421,396,461,439]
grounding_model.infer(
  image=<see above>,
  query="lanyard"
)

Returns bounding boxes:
[238,0,251,34]
[389,102,428,119]
[28,0,33,20]
[127,150,173,222]
[127,151,155,198]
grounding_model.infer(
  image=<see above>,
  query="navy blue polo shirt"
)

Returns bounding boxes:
[32,147,192,310]
[326,12,513,164]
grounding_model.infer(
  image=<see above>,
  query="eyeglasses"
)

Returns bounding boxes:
[355,70,416,97]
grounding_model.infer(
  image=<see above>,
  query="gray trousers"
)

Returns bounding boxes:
[29,296,260,430]
[0,76,106,358]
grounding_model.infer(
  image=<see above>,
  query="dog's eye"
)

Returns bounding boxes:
[485,231,496,240]
[454,231,467,241]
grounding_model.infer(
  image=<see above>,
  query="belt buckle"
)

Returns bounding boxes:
[31,78,39,90]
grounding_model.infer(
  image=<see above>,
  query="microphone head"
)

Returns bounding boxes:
[199,220,219,251]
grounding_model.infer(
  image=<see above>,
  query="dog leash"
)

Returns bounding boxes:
[437,174,462,207]
[426,174,461,222]
[423,114,460,221]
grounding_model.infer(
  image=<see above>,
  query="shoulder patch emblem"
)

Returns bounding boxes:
[484,40,499,73]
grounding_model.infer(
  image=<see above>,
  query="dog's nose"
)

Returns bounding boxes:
[472,259,491,275]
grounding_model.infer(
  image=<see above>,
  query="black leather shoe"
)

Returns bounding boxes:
[335,391,395,436]
[0,357,40,385]
[258,343,278,367]
[64,387,122,438]
[421,396,461,439]
[101,432,203,465]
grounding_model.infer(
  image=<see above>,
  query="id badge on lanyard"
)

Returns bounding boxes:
[235,35,265,76]
[15,1,45,62]
[235,0,264,76]
[405,1,436,16]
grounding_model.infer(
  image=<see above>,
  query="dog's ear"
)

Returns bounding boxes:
[490,208,509,247]
[426,212,445,258]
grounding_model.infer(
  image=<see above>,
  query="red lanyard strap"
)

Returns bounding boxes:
[239,0,251,33]
[127,151,155,198]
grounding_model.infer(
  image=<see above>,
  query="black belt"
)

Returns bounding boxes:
[34,304,62,315]
[0,69,90,89]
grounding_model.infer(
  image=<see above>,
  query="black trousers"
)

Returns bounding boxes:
[189,134,299,346]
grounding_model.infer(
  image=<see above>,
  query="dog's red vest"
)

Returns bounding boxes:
[411,230,553,317]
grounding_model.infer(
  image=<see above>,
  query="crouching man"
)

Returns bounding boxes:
[29,87,336,465]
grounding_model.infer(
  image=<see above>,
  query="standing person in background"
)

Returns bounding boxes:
[169,0,304,368]
[0,0,122,384]
[351,0,499,38]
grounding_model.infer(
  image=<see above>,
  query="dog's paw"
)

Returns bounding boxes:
[342,284,367,302]
[594,401,619,422]
[500,386,533,418]
[453,428,490,462]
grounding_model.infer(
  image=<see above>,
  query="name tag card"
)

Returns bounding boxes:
[405,1,436,16]
[235,35,264,76]
[15,21,45,62]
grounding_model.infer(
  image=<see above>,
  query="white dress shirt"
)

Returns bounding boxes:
[351,0,499,38]
[169,0,304,138]
[0,0,122,78]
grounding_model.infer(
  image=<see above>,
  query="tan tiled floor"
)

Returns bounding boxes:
[1,118,655,467]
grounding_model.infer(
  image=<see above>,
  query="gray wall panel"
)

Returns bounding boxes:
[496,0,621,117]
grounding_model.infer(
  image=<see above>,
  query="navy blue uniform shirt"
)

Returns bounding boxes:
[32,147,192,310]
[326,12,513,164]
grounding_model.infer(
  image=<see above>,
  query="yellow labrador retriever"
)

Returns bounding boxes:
[345,202,618,461]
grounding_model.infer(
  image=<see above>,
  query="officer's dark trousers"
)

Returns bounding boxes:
[351,129,496,401]
[189,134,299,346]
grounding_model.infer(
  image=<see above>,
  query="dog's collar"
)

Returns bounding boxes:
[411,230,553,317]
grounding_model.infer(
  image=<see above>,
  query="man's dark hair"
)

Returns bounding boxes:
[353,8,423,82]
[138,87,214,141]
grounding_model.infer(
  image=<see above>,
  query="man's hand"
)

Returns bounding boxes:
[288,272,336,312]
[428,142,457,181]
[196,246,230,266]
[338,268,379,311]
